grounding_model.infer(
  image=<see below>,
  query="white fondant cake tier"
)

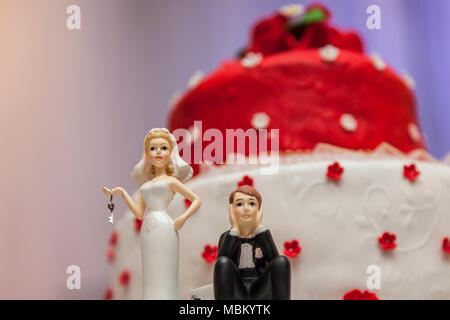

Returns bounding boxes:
[107,157,450,300]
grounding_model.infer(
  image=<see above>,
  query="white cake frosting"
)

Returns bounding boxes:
[107,144,450,300]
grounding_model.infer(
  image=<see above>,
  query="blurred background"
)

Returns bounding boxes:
[0,0,449,299]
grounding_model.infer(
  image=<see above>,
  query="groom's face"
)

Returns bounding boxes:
[231,192,260,225]
[146,138,171,167]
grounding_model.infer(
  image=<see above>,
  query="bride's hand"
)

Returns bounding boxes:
[173,216,186,231]
[102,187,124,197]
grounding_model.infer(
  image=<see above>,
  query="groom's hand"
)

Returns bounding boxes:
[228,204,239,233]
[256,201,263,228]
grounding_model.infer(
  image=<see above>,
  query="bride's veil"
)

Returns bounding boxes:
[130,128,193,185]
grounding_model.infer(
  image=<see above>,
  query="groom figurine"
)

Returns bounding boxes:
[214,185,290,300]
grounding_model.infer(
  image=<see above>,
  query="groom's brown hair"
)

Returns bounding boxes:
[229,185,262,208]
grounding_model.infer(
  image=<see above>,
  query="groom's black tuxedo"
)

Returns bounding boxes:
[217,228,278,275]
[214,227,290,300]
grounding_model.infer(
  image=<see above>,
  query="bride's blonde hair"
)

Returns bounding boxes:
[144,130,175,176]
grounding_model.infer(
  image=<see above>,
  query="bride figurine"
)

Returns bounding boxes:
[103,128,201,299]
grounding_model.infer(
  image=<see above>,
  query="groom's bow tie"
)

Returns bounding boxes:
[240,237,256,245]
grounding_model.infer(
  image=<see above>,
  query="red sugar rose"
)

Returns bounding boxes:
[284,239,302,258]
[403,163,420,182]
[238,175,254,187]
[134,218,143,232]
[106,246,115,263]
[295,22,363,52]
[378,232,397,251]
[109,230,118,246]
[343,289,379,300]
[327,162,344,181]
[248,13,293,55]
[248,4,362,56]
[119,269,130,286]
[104,287,113,300]
[442,237,450,254]
[201,245,218,263]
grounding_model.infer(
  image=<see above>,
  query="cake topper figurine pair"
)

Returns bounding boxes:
[103,128,290,300]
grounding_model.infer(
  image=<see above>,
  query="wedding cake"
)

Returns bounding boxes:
[104,4,450,300]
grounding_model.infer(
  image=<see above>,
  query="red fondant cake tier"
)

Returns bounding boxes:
[169,48,425,162]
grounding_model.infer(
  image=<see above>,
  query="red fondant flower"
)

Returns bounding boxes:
[238,175,254,187]
[403,163,420,182]
[119,269,130,286]
[327,162,344,181]
[295,22,363,52]
[247,5,363,56]
[442,237,450,254]
[284,239,302,258]
[134,218,143,232]
[184,198,192,208]
[343,289,379,300]
[109,230,118,246]
[328,27,363,52]
[201,245,218,263]
[104,287,113,300]
[295,4,361,52]
[378,232,397,251]
[248,13,294,55]
[106,246,115,263]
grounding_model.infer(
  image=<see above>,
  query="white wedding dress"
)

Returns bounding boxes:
[139,181,179,299]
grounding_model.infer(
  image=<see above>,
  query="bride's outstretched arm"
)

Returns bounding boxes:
[171,180,201,230]
[102,187,146,220]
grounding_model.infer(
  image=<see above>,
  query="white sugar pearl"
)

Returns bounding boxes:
[241,52,263,68]
[407,123,421,143]
[187,125,201,144]
[251,112,270,129]
[279,4,305,17]
[187,70,204,89]
[371,53,386,71]
[319,44,340,62]
[402,73,416,89]
[340,113,357,132]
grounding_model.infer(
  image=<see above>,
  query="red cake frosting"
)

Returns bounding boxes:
[168,4,426,175]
